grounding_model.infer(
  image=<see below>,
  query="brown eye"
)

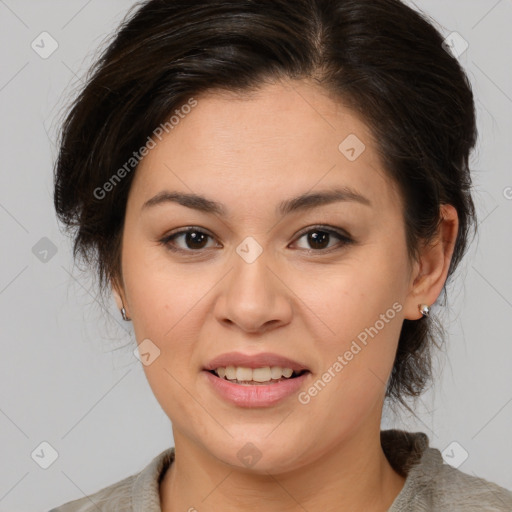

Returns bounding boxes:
[306,230,330,250]
[293,226,353,252]
[161,227,218,253]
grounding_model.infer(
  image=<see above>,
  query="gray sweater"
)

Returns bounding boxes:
[49,430,512,511]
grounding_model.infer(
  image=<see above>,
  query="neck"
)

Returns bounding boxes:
[160,424,405,512]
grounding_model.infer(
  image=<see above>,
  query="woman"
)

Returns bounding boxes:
[50,0,512,510]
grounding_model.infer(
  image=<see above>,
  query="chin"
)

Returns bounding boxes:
[207,435,306,475]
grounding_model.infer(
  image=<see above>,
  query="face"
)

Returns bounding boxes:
[115,79,418,473]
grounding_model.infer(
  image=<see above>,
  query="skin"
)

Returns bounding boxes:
[112,78,458,511]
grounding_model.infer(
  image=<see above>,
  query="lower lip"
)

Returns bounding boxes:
[203,370,310,407]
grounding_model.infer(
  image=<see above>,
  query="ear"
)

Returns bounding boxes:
[111,275,129,316]
[403,204,458,320]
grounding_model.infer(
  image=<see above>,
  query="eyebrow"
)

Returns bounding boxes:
[141,187,371,218]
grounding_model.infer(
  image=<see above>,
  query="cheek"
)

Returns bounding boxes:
[126,268,208,433]
[291,241,407,410]
[294,247,407,346]
[296,271,403,434]
[122,236,207,337]
[122,244,206,408]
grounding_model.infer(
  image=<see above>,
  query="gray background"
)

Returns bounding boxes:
[0,1,511,510]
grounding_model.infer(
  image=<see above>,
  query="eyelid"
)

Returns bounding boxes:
[160,226,220,253]
[290,224,354,253]
[292,224,352,242]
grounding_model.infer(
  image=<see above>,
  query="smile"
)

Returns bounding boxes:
[203,368,311,407]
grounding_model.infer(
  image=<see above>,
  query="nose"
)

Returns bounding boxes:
[214,248,293,334]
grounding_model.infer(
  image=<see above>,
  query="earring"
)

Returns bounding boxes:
[418,304,430,317]
[121,306,131,321]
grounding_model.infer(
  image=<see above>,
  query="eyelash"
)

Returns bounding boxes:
[159,225,354,256]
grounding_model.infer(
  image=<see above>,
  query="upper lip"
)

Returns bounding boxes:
[203,352,310,373]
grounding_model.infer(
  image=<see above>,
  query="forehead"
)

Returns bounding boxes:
[128,79,400,216]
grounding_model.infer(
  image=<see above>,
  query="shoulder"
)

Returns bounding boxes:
[48,447,175,512]
[415,448,512,511]
[384,430,512,512]
[48,473,135,512]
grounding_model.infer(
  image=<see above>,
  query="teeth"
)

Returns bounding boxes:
[282,367,293,378]
[214,365,297,383]
[236,366,252,381]
[225,365,236,380]
[253,367,272,382]
[270,366,282,379]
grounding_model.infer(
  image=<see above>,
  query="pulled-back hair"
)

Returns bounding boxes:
[53,0,477,405]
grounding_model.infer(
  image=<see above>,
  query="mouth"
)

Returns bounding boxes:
[203,366,311,407]
[206,367,310,386]
[202,352,311,405]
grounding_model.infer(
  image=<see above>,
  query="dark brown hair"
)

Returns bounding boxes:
[53,0,477,405]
